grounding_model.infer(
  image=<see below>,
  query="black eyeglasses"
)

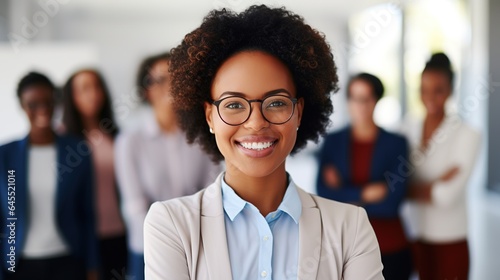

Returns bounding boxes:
[211,94,298,126]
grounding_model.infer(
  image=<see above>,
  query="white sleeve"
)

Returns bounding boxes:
[431,126,481,208]
[343,207,385,280]
[115,133,150,253]
[144,202,190,280]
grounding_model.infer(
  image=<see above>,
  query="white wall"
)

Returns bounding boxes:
[0,43,98,144]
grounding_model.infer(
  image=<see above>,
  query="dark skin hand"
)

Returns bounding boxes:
[322,165,388,204]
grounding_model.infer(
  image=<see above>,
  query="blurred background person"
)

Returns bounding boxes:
[115,52,222,280]
[402,53,481,280]
[316,73,411,280]
[0,72,98,280]
[62,69,127,280]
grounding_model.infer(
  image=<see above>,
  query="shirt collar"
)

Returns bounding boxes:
[221,173,302,224]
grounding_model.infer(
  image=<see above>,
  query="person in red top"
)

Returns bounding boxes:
[316,73,412,279]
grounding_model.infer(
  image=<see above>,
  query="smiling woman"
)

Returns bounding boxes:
[144,5,384,280]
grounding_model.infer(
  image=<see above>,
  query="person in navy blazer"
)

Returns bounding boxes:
[316,73,412,280]
[317,126,409,216]
[0,72,98,280]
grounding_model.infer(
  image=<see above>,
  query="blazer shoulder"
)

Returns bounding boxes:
[0,139,21,153]
[151,188,206,219]
[379,128,407,144]
[311,193,362,217]
[325,126,350,141]
[0,138,25,161]
[146,188,207,240]
[57,134,86,146]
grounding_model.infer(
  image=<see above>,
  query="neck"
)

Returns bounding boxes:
[81,117,101,131]
[155,113,178,134]
[30,128,54,145]
[425,110,445,125]
[351,120,378,141]
[224,164,288,217]
[159,122,177,133]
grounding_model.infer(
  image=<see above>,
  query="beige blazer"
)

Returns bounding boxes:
[144,173,384,280]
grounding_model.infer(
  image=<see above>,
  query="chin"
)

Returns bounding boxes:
[228,158,284,179]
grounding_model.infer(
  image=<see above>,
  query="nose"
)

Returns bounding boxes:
[243,102,269,131]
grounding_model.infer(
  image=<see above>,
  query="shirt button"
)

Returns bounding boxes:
[263,235,269,241]
[261,270,267,278]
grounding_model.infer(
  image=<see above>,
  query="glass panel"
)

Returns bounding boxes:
[348,3,403,130]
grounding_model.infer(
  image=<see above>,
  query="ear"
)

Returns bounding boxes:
[296,97,304,126]
[204,101,214,129]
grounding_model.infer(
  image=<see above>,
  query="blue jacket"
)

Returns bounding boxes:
[316,126,409,218]
[0,135,98,276]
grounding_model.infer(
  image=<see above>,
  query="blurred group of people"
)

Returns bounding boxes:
[316,53,480,280]
[0,46,480,280]
[0,53,221,280]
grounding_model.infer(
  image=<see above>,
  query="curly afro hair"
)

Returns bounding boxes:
[170,5,339,162]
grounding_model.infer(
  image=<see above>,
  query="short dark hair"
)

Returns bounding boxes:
[170,5,339,162]
[17,71,55,100]
[62,69,119,137]
[423,52,454,86]
[348,73,385,101]
[136,52,172,103]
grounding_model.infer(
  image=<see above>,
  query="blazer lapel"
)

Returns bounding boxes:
[200,174,233,280]
[297,188,321,280]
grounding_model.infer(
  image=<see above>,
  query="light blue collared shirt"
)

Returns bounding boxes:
[222,174,302,280]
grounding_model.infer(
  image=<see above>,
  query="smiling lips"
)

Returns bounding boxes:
[239,141,274,150]
[236,137,278,158]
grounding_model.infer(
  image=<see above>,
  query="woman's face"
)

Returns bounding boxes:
[347,79,377,125]
[420,70,451,116]
[206,51,303,178]
[145,60,176,124]
[72,71,105,119]
[20,85,54,130]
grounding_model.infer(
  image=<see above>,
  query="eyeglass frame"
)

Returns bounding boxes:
[211,92,299,126]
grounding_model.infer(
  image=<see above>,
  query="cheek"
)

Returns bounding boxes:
[213,125,238,156]
[147,89,163,105]
[281,125,298,153]
[421,91,432,103]
[73,93,90,111]
[95,90,106,107]
[24,109,35,120]
[438,93,449,104]
[211,110,228,133]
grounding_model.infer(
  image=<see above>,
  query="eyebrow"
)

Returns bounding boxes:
[219,88,291,99]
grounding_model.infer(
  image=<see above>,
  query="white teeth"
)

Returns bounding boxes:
[240,141,274,150]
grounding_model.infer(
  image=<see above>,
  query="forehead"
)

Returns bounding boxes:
[73,71,98,84]
[421,70,449,84]
[21,85,53,100]
[349,79,373,94]
[211,51,295,99]
[150,60,169,75]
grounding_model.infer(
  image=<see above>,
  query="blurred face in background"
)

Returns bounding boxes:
[347,79,377,126]
[145,60,177,129]
[20,85,55,131]
[72,71,105,119]
[420,70,451,116]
